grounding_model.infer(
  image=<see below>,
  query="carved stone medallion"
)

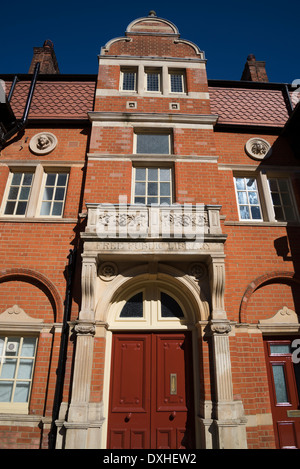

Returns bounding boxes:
[99,262,118,281]
[29,132,57,155]
[245,138,271,160]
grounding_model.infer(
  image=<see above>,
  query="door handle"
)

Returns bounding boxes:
[125,412,132,421]
[170,411,176,420]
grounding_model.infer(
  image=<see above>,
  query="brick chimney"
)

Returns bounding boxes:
[241,54,268,82]
[28,40,60,74]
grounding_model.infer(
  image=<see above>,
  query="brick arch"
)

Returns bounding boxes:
[239,271,300,323]
[0,268,64,322]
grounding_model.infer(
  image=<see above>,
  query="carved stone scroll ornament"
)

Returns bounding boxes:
[29,132,57,155]
[245,138,271,161]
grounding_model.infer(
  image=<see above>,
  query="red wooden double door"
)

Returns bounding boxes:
[107,332,195,449]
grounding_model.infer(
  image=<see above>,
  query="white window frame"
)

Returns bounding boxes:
[0,170,35,217]
[234,175,264,221]
[233,171,299,223]
[169,69,186,94]
[36,171,69,218]
[0,335,38,414]
[120,67,137,92]
[132,165,173,205]
[263,173,299,222]
[0,166,69,219]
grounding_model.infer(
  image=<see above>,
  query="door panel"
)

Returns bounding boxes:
[264,338,300,449]
[108,334,151,449]
[152,334,194,449]
[108,332,194,449]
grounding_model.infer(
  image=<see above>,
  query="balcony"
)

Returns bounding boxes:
[83,203,222,241]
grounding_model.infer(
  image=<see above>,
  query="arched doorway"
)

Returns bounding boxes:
[104,279,201,449]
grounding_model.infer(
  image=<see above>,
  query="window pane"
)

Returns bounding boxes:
[148,168,158,181]
[136,134,169,154]
[135,182,145,196]
[246,178,257,190]
[23,174,33,185]
[1,359,17,379]
[278,179,289,191]
[270,344,291,354]
[148,182,158,196]
[239,206,250,219]
[161,197,171,205]
[285,206,296,221]
[160,182,171,196]
[15,201,27,215]
[43,187,54,200]
[6,338,20,355]
[274,206,284,221]
[19,187,30,200]
[161,293,184,318]
[120,293,143,318]
[11,173,22,185]
[237,192,247,204]
[21,338,36,357]
[54,187,66,201]
[57,174,68,186]
[272,365,288,403]
[135,168,146,180]
[0,382,13,402]
[148,197,158,204]
[271,192,281,205]
[41,201,51,216]
[135,197,145,204]
[17,360,34,379]
[52,202,63,216]
[14,382,30,403]
[8,186,19,200]
[251,206,262,219]
[46,174,56,185]
[4,201,15,215]
[160,168,171,181]
[235,178,245,190]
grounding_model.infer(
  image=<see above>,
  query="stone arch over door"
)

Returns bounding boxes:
[95,263,210,326]
[97,264,210,449]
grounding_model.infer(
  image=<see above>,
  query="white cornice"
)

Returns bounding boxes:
[88,112,218,126]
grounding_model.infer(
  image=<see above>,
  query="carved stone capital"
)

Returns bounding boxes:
[75,321,96,336]
[209,320,232,335]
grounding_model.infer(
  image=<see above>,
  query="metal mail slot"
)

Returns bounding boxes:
[170,373,177,395]
[287,410,300,417]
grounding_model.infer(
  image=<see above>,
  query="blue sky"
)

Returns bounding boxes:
[1,0,299,84]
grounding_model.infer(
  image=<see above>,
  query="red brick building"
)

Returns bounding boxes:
[0,12,299,450]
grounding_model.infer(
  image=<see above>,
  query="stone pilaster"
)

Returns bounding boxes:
[209,320,247,449]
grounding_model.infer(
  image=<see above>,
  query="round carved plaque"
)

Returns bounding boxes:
[245,138,271,160]
[99,262,118,281]
[29,132,57,155]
